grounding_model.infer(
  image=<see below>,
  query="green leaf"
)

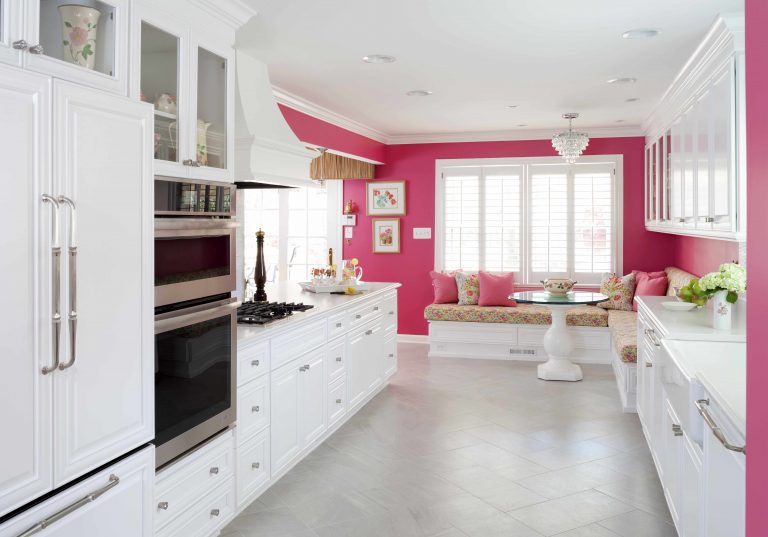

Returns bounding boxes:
[64,21,72,28]
[62,40,69,46]
[726,291,738,303]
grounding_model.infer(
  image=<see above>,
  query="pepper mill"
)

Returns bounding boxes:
[254,229,267,302]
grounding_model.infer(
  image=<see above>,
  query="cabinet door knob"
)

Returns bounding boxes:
[645,362,653,368]
[252,462,260,469]
[304,364,310,370]
[365,329,373,335]
[210,509,220,517]
[373,306,379,311]
[29,44,44,54]
[336,398,342,404]
[12,40,28,50]
[158,501,169,510]
[389,310,394,315]
[335,322,342,328]
[252,405,260,413]
[355,314,362,319]
[336,356,342,362]
[672,424,683,436]
[388,353,394,358]
[182,159,197,166]
[209,467,219,475]
[251,359,260,367]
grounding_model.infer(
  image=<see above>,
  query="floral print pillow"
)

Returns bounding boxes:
[597,272,637,311]
[454,272,480,305]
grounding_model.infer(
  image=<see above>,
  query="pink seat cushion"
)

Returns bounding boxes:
[478,271,517,307]
[430,271,459,304]
[633,270,669,311]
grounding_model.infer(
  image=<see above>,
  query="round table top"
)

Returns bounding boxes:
[511,291,608,305]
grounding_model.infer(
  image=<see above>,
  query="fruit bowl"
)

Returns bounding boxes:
[541,278,576,296]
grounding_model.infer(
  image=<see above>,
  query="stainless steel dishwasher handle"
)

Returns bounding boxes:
[41,195,61,375]
[58,196,77,371]
[16,474,119,536]
[695,399,746,454]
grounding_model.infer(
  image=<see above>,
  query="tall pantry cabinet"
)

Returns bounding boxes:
[0,63,154,520]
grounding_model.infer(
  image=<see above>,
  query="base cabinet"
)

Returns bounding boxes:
[0,446,154,537]
[270,363,301,476]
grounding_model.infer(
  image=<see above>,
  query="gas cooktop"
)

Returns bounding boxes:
[236,301,314,325]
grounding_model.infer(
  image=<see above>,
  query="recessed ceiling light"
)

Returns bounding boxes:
[517,124,528,127]
[625,97,640,102]
[607,77,637,85]
[622,28,661,39]
[406,90,432,96]
[616,119,626,123]
[507,105,519,109]
[362,54,396,64]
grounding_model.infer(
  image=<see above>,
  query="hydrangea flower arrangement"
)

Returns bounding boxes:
[698,262,747,304]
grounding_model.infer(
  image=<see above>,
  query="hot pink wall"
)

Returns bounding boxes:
[672,236,740,276]
[341,138,679,335]
[278,104,387,164]
[746,1,766,534]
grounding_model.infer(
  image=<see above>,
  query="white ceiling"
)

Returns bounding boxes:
[237,0,743,142]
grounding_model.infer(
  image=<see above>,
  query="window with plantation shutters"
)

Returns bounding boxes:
[437,158,620,285]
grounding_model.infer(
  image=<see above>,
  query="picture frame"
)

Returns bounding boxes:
[372,218,401,254]
[366,180,406,216]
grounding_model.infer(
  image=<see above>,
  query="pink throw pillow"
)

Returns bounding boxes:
[478,271,517,307]
[430,271,459,304]
[632,271,669,311]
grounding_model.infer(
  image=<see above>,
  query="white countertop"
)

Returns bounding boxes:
[662,339,746,436]
[237,282,400,343]
[636,296,746,342]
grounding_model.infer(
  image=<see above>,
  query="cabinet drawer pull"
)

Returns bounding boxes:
[355,314,362,319]
[373,306,379,311]
[12,40,28,50]
[703,217,715,223]
[304,364,310,370]
[252,462,260,469]
[695,399,746,454]
[18,475,120,536]
[365,329,373,335]
[209,467,219,475]
[336,398,342,404]
[389,310,394,315]
[299,365,307,372]
[671,424,683,436]
[41,195,61,375]
[251,359,260,367]
[252,405,260,413]
[335,322,343,328]
[645,361,653,368]
[210,509,220,517]
[182,159,197,166]
[157,501,169,511]
[57,196,77,371]
[28,44,44,55]
[388,353,394,358]
[336,356,342,362]
[643,328,661,347]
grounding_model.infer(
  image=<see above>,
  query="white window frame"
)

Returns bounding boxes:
[434,155,624,286]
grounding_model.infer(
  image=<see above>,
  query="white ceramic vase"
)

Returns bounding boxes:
[712,290,733,331]
[59,4,101,70]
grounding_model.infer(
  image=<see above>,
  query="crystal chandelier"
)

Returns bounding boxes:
[552,113,589,164]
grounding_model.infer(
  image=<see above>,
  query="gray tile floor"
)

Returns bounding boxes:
[222,344,676,537]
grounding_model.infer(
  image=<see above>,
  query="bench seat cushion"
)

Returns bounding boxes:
[608,310,638,363]
[424,303,608,327]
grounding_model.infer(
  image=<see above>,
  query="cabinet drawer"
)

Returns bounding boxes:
[238,340,270,386]
[326,337,346,383]
[382,293,398,333]
[327,311,348,339]
[157,479,235,537]
[155,430,234,531]
[384,334,397,377]
[236,429,270,507]
[271,318,326,370]
[348,299,383,328]
[328,377,347,428]
[238,376,270,439]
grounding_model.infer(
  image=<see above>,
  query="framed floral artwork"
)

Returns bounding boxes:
[372,218,401,253]
[366,181,406,216]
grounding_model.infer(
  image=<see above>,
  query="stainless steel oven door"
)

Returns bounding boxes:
[155,220,237,307]
[154,297,239,468]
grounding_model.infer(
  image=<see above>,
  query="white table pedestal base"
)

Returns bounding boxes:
[538,305,583,382]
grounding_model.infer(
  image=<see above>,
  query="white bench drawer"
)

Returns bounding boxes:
[238,376,270,439]
[236,429,270,507]
[155,430,234,531]
[238,340,270,386]
[328,377,346,427]
[157,479,235,537]
[271,318,326,370]
[326,337,346,383]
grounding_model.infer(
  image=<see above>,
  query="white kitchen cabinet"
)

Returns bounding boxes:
[0,0,23,66]
[236,429,270,508]
[0,65,52,517]
[51,81,154,486]
[0,446,154,537]
[679,434,703,537]
[299,350,327,447]
[348,319,383,409]
[270,361,301,476]
[660,398,682,525]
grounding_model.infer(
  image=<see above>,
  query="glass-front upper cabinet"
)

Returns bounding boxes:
[190,39,234,180]
[664,129,672,221]
[0,0,24,66]
[22,0,128,94]
[669,119,683,224]
[695,89,712,229]
[710,66,735,232]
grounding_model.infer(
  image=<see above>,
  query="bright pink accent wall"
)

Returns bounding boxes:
[672,236,740,276]
[746,1,766,534]
[341,138,680,335]
[278,104,387,163]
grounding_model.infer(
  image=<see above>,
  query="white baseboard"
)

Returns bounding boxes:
[397,334,429,344]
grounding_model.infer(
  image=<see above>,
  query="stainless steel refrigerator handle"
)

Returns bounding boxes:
[41,195,61,375]
[57,196,77,371]
[695,399,746,454]
[16,474,120,537]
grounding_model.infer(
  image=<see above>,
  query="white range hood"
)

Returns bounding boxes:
[234,50,318,187]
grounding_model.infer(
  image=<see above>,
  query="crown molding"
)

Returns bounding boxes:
[272,86,389,144]
[385,126,644,145]
[189,0,257,28]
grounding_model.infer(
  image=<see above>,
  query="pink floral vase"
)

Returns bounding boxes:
[59,5,102,70]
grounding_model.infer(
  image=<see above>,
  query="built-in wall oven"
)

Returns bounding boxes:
[154,177,239,468]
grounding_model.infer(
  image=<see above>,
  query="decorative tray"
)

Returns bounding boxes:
[299,281,370,293]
